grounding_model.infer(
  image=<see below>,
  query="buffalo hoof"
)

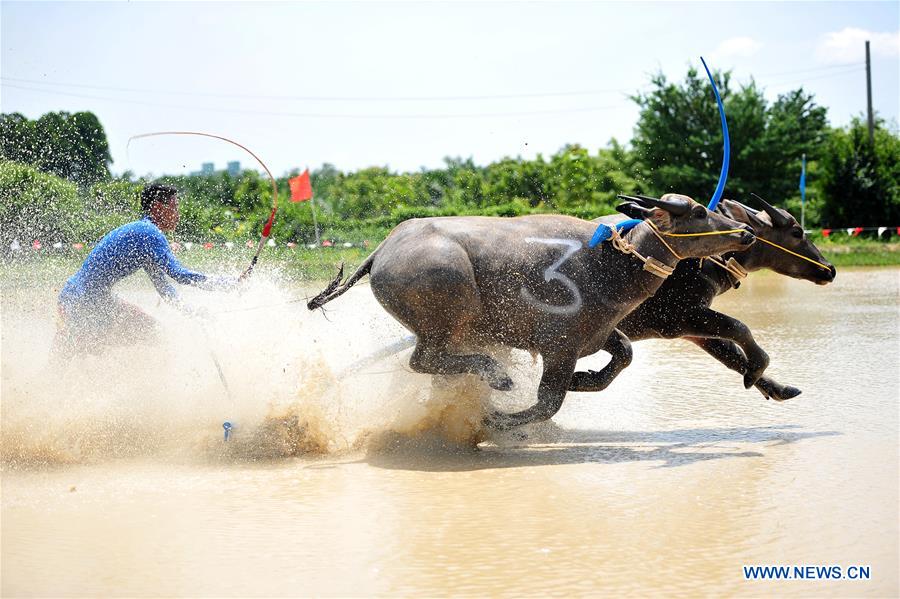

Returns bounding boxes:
[743,364,767,389]
[744,352,770,389]
[487,373,514,392]
[771,385,802,402]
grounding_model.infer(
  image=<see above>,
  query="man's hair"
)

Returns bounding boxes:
[141,183,178,214]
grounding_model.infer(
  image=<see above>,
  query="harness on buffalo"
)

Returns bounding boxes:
[702,255,749,287]
[605,224,676,279]
[600,219,750,280]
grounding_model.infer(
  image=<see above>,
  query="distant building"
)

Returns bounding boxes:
[201,162,215,175]
[226,161,241,176]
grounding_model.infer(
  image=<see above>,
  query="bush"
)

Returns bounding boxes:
[0,161,85,244]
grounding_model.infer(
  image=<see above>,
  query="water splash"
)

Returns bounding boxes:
[2,274,539,469]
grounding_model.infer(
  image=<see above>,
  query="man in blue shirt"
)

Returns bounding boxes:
[54,183,234,355]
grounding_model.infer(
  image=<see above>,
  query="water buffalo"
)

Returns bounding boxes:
[308,193,755,429]
[580,195,836,400]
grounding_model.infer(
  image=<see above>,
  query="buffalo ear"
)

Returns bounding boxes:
[716,201,737,220]
[616,201,653,220]
[647,207,673,230]
[722,199,769,230]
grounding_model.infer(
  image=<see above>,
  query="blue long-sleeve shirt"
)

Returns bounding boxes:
[59,217,206,306]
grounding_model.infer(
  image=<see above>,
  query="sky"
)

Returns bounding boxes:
[2,1,898,178]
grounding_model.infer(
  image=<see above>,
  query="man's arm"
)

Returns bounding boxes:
[146,230,208,287]
[144,227,239,300]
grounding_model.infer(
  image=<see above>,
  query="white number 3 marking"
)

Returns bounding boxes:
[519,237,583,315]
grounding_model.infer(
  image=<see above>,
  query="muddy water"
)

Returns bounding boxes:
[2,267,897,597]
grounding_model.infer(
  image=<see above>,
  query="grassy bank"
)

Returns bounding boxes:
[815,239,900,267]
[3,240,898,290]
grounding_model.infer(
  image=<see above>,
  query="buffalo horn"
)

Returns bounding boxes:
[750,193,790,228]
[616,201,653,219]
[629,193,691,216]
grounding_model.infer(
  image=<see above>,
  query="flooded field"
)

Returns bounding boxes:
[1,266,898,597]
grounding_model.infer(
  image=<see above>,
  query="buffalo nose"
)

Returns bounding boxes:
[827,264,837,280]
[741,224,756,236]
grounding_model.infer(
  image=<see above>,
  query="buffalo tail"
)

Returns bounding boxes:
[306,246,379,310]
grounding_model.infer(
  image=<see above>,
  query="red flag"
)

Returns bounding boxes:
[289,170,313,202]
[822,229,831,238]
[262,207,276,237]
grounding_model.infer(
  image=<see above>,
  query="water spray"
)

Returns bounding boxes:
[129,131,281,439]
[126,131,280,281]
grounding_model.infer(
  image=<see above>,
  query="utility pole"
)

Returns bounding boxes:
[866,40,875,145]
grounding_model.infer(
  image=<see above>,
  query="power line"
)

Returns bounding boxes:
[1,62,863,103]
[754,62,866,78]
[1,83,629,119]
[765,66,866,87]
[1,65,870,121]
[0,75,639,102]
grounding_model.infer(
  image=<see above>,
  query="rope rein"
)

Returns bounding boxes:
[607,224,674,279]
[753,237,833,272]
[606,219,754,280]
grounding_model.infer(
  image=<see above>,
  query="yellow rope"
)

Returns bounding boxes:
[753,237,833,272]
[633,218,830,275]
[644,220,684,260]
[645,219,831,274]
[656,228,750,237]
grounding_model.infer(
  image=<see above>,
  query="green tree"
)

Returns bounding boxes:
[0,113,38,166]
[817,118,900,227]
[631,68,828,208]
[483,156,548,207]
[1,111,112,186]
[0,161,86,243]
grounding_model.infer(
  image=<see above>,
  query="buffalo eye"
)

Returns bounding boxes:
[692,206,707,219]
[792,227,804,239]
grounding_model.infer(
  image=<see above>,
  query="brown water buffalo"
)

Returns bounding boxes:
[580,195,836,400]
[308,193,755,429]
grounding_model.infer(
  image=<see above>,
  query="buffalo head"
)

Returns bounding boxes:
[717,195,836,285]
[617,193,756,258]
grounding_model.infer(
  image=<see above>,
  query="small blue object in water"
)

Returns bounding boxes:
[223,421,233,441]
[588,219,643,248]
[700,56,730,212]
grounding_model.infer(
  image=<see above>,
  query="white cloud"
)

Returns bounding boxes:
[710,36,763,60]
[816,28,900,64]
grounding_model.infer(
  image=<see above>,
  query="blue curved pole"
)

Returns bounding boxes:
[700,56,730,211]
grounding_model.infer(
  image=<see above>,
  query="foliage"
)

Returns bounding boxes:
[0,161,84,244]
[816,117,900,227]
[3,70,900,248]
[0,111,112,186]
[631,69,829,211]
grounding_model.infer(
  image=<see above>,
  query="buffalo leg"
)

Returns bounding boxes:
[679,308,769,388]
[484,353,577,430]
[409,336,513,391]
[569,329,633,392]
[687,337,802,401]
